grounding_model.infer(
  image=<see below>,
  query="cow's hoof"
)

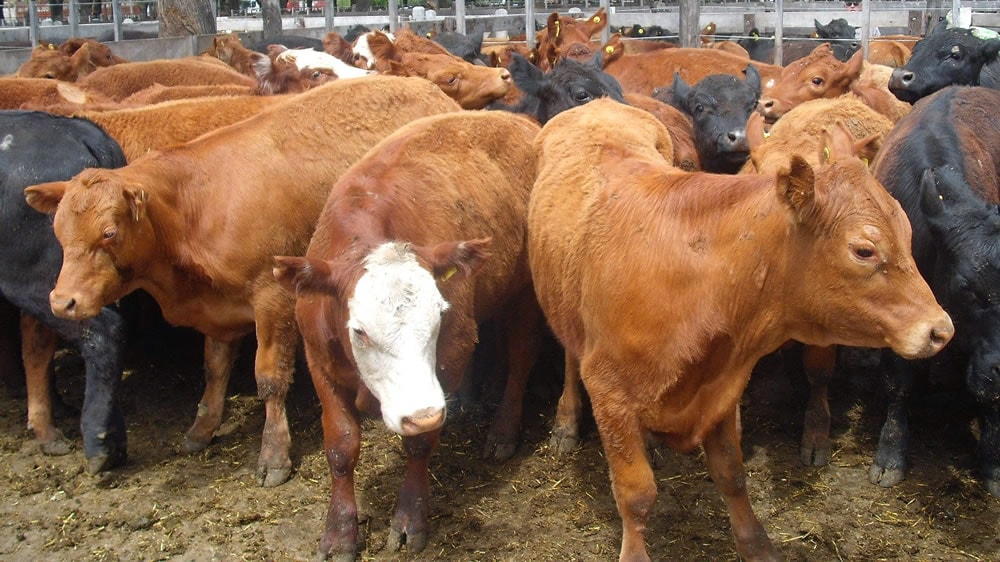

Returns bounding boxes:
[86,450,126,475]
[549,429,579,455]
[799,442,831,467]
[385,527,428,554]
[40,437,73,456]
[868,463,904,488]
[255,464,291,487]
[481,435,517,461]
[181,434,211,454]
[318,552,355,562]
[986,477,1000,498]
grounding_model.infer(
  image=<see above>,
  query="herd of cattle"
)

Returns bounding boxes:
[1,8,999,560]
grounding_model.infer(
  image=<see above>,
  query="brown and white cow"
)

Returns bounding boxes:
[529,98,953,560]
[273,110,543,559]
[23,76,461,488]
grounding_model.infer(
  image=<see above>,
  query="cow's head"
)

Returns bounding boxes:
[782,122,953,359]
[919,167,1000,403]
[758,43,864,123]
[273,239,491,436]
[24,168,155,320]
[889,27,1000,104]
[503,51,623,124]
[370,31,511,109]
[671,64,761,174]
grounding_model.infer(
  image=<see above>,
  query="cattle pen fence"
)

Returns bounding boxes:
[2,0,1000,74]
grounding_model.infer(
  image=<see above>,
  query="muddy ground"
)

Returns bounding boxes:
[0,322,998,562]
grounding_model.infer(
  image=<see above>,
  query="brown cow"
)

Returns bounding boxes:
[120,83,256,105]
[529,98,953,560]
[623,92,701,171]
[0,77,112,110]
[23,76,462,488]
[201,31,263,78]
[77,57,257,101]
[272,110,543,559]
[758,43,910,124]
[69,94,289,161]
[15,38,124,81]
[535,8,608,70]
[602,42,782,96]
[368,29,512,109]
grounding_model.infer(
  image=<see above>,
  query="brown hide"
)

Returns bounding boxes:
[322,31,356,66]
[77,94,289,161]
[868,40,911,68]
[745,97,892,175]
[78,57,257,101]
[121,83,255,105]
[0,77,112,109]
[705,39,751,59]
[273,111,542,557]
[16,39,122,81]
[23,76,462,489]
[602,44,782,96]
[623,92,700,171]
[536,8,608,70]
[368,30,512,109]
[529,98,951,560]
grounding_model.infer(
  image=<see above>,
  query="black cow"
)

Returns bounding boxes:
[0,110,128,474]
[488,52,624,125]
[432,31,488,66]
[738,28,833,65]
[872,86,1000,498]
[813,17,860,62]
[889,25,1000,103]
[655,64,761,174]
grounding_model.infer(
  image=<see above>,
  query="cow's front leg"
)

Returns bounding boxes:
[316,377,363,561]
[869,351,916,487]
[979,404,1000,498]
[78,308,127,474]
[183,336,240,453]
[703,405,778,561]
[551,351,584,454]
[21,312,69,455]
[801,344,836,466]
[386,430,441,555]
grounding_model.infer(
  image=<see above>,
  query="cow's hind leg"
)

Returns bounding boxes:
[252,303,297,487]
[77,308,127,474]
[482,290,543,460]
[386,430,441,555]
[800,344,836,466]
[703,406,778,561]
[550,350,583,454]
[183,336,240,453]
[22,313,70,455]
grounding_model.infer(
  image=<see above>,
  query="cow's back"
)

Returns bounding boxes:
[312,110,541,318]
[529,99,674,353]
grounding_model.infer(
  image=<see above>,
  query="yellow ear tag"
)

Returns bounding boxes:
[639,28,644,35]
[440,266,458,282]
[594,16,601,23]
[605,45,614,54]
[554,21,561,38]
[134,190,148,222]
[862,157,869,167]
[823,146,831,162]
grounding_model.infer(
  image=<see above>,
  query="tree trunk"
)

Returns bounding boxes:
[262,0,283,38]
[158,0,216,37]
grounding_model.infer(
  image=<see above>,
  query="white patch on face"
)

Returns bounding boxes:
[0,134,12,151]
[352,31,394,70]
[348,242,449,434]
[277,48,373,79]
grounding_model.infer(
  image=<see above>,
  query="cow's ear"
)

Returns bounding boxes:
[777,155,816,217]
[24,181,67,214]
[854,132,881,166]
[979,38,1000,61]
[273,255,343,296]
[123,188,148,222]
[671,71,690,107]
[743,63,761,95]
[510,52,544,95]
[845,47,864,79]
[919,168,946,223]
[814,19,828,36]
[415,238,492,283]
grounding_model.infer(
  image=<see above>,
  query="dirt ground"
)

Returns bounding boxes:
[0,324,998,562]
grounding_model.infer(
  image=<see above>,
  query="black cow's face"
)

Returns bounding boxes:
[671,66,761,174]
[505,52,624,125]
[889,28,1000,104]
[921,167,1000,403]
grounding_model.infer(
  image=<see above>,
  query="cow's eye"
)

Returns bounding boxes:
[446,75,458,85]
[949,46,962,59]
[851,241,878,262]
[103,228,117,240]
[573,90,592,103]
[811,76,824,86]
[694,104,704,114]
